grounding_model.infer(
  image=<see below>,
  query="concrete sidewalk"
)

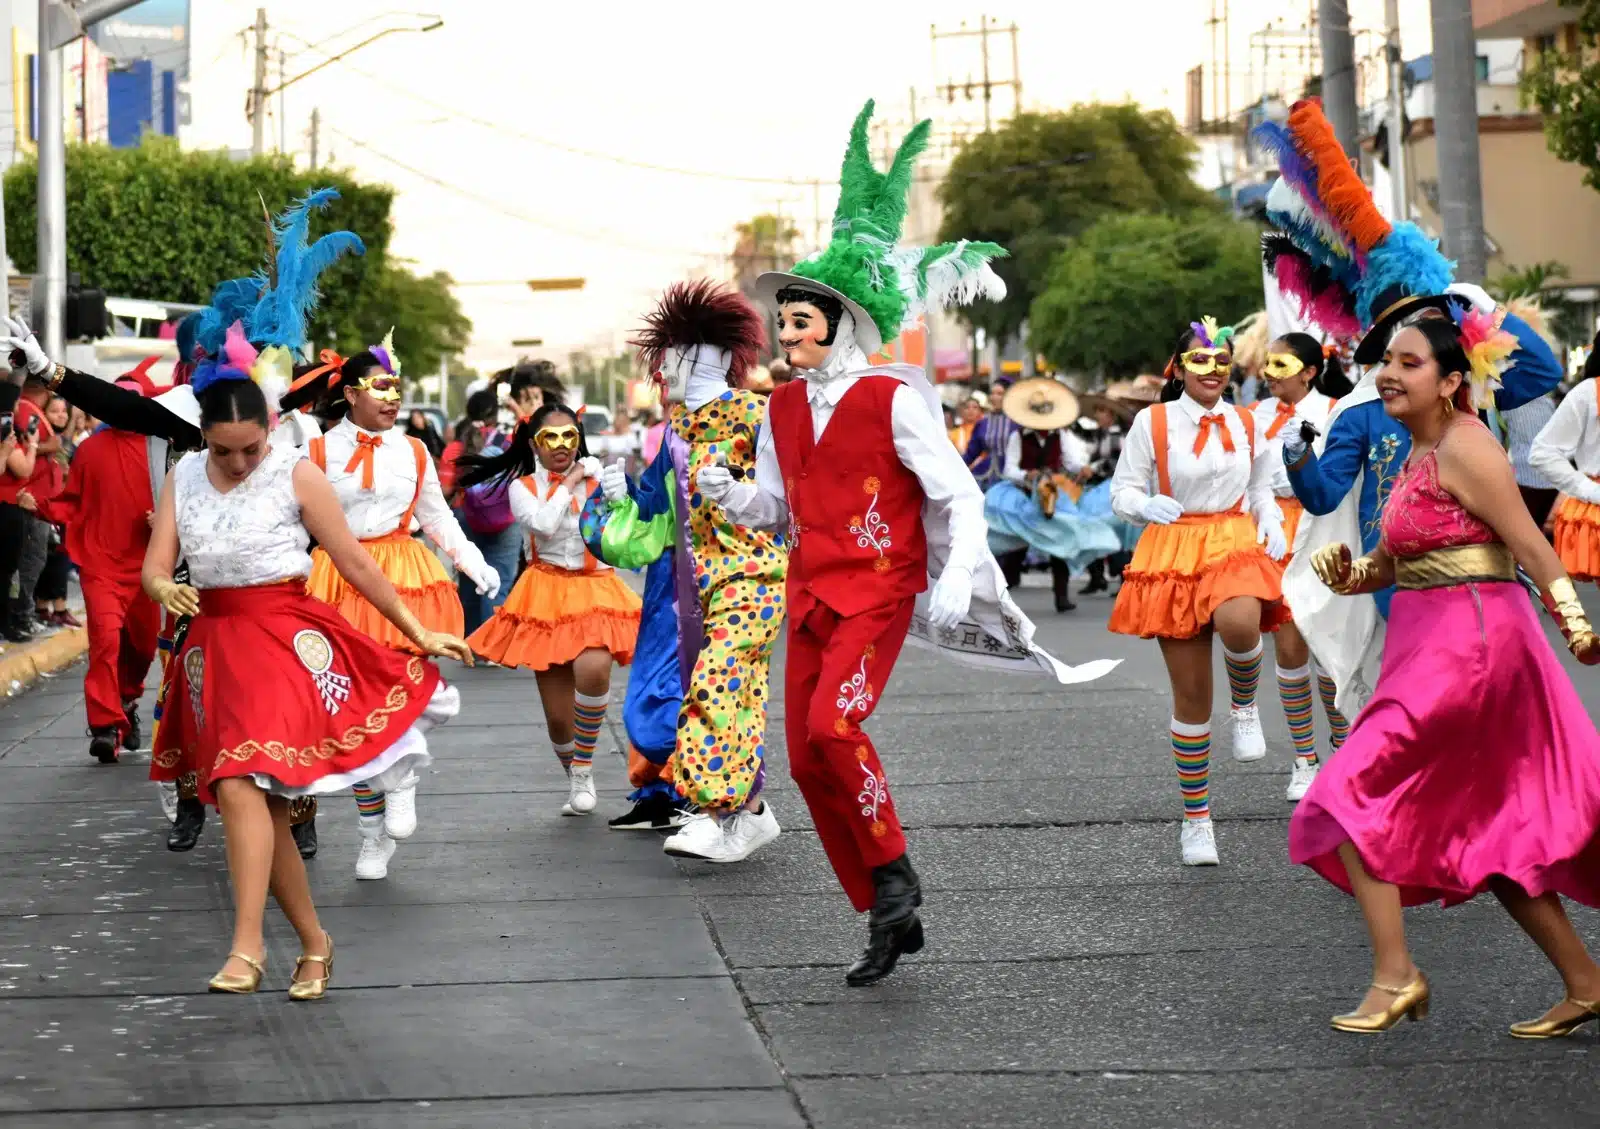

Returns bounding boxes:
[0,577,1595,1127]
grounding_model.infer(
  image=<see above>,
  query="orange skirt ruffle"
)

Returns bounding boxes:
[468,560,641,671]
[308,535,464,655]
[1276,496,1304,561]
[1109,510,1289,640]
[1553,495,1600,580]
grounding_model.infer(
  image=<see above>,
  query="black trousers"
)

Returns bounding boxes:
[0,503,27,627]
[1520,485,1558,536]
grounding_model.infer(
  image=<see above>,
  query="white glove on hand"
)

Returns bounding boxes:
[696,465,735,502]
[578,455,602,480]
[466,562,502,600]
[600,457,629,503]
[1258,519,1288,562]
[1445,282,1496,315]
[1140,495,1185,525]
[0,316,52,375]
[927,565,974,630]
[1578,482,1600,507]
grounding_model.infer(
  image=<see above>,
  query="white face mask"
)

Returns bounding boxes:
[658,343,735,410]
[803,310,869,384]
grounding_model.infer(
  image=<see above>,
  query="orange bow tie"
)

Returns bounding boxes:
[346,432,383,490]
[1193,413,1237,457]
[1265,400,1296,440]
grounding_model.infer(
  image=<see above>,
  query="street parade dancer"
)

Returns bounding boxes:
[583,279,788,860]
[143,330,471,999]
[982,376,1120,612]
[699,100,1118,984]
[1252,100,1562,720]
[1108,316,1289,866]
[1069,392,1138,595]
[460,403,642,818]
[279,335,501,880]
[961,380,1016,489]
[1291,309,1600,1038]
[1251,333,1353,800]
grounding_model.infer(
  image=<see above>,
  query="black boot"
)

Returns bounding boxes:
[121,701,142,752]
[1081,558,1109,595]
[291,816,319,860]
[167,798,206,852]
[88,727,120,764]
[845,854,926,987]
[1051,558,1076,612]
[998,548,1026,589]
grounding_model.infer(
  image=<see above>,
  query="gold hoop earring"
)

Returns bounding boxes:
[1442,397,1456,418]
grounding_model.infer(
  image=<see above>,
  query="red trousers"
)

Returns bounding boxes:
[784,593,914,913]
[82,574,159,741]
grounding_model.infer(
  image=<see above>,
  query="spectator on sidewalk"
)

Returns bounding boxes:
[2,371,63,641]
[0,384,40,643]
[30,393,78,628]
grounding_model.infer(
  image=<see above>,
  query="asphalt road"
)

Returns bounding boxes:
[1,575,1595,1128]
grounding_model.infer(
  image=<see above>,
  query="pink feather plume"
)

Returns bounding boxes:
[223,320,258,374]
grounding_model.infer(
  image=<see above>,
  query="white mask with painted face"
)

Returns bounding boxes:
[660,343,735,411]
[802,309,869,385]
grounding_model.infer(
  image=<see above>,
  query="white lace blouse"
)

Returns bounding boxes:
[173,445,312,589]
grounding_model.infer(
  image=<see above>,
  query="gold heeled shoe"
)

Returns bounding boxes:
[208,952,265,994]
[288,933,334,1002]
[1509,997,1600,1040]
[1330,973,1430,1033]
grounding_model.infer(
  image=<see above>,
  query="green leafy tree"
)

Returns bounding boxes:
[1029,212,1263,378]
[1488,259,1585,347]
[936,104,1218,346]
[1521,1,1600,191]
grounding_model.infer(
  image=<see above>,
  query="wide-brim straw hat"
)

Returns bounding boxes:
[1002,377,1080,431]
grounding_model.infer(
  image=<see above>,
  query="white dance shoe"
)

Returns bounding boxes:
[385,775,419,839]
[1180,818,1219,866]
[563,765,597,816]
[662,812,726,860]
[1286,757,1319,802]
[355,832,396,880]
[711,803,781,864]
[1230,705,1266,762]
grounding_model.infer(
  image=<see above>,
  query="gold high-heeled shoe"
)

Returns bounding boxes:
[1508,997,1599,1040]
[1330,973,1430,1033]
[287,933,334,1002]
[208,952,265,994]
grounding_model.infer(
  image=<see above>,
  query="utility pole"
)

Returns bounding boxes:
[930,17,1022,131]
[308,107,320,169]
[1317,0,1359,157]
[250,8,268,157]
[1431,0,1486,280]
[1384,0,1408,220]
[37,0,66,358]
[278,45,287,155]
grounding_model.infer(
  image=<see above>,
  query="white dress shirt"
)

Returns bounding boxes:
[1111,393,1279,526]
[1252,389,1335,498]
[1001,429,1088,484]
[509,464,610,572]
[311,417,490,579]
[716,373,988,574]
[1530,380,1600,504]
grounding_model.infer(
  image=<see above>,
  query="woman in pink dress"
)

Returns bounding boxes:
[1289,312,1600,1037]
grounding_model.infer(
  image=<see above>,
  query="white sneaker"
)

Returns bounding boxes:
[1286,757,1320,802]
[662,812,725,860]
[385,776,419,839]
[563,765,597,816]
[711,803,781,864]
[156,781,178,823]
[355,832,396,880]
[1230,705,1266,762]
[1180,818,1219,866]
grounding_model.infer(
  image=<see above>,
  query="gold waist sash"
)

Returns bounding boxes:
[1393,543,1516,590]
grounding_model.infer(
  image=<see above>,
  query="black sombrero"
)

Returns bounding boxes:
[1352,287,1458,366]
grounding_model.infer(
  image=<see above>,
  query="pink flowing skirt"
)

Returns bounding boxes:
[1289,581,1600,908]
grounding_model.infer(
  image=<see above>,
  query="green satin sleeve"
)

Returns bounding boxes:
[599,493,675,570]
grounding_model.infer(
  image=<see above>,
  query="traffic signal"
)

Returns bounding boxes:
[65,286,107,340]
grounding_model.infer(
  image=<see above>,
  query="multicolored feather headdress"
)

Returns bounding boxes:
[1457,308,1518,411]
[190,321,294,402]
[1253,100,1453,342]
[368,327,401,377]
[1190,315,1235,350]
[754,100,1007,355]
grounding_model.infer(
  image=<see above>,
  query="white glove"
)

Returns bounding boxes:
[1577,482,1600,507]
[600,457,629,503]
[697,465,735,502]
[1258,519,1288,562]
[0,316,52,375]
[578,455,602,479]
[1140,495,1185,525]
[1445,282,1496,315]
[464,561,502,600]
[927,565,974,630]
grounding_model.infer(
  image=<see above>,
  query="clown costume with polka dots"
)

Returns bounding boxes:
[584,280,787,863]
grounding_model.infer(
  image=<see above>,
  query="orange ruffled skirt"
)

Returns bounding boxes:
[1276,496,1305,562]
[1109,510,1289,640]
[308,532,464,654]
[1553,495,1600,581]
[468,559,641,671]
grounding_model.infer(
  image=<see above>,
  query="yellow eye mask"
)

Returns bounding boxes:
[534,425,581,452]
[1182,348,1232,376]
[1263,353,1308,382]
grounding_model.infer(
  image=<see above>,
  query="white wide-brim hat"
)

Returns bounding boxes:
[755,271,885,357]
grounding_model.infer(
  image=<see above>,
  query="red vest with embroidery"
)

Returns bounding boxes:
[769,375,928,616]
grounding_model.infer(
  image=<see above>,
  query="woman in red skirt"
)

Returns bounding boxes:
[144,350,473,999]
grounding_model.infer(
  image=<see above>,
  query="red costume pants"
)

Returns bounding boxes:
[82,575,159,741]
[784,593,914,912]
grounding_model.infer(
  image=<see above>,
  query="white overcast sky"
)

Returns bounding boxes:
[182,0,1437,372]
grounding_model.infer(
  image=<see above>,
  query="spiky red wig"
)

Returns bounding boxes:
[631,279,766,386]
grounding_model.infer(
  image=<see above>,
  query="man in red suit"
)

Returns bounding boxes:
[22,361,162,763]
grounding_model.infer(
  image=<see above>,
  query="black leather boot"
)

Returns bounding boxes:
[845,854,926,987]
[88,727,119,764]
[121,701,142,752]
[167,798,206,852]
[1051,558,1076,612]
[291,816,319,860]
[1081,558,1109,595]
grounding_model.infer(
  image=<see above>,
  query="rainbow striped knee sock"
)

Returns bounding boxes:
[1276,662,1317,765]
[552,740,576,775]
[352,782,385,828]
[1222,642,1263,710]
[1316,670,1350,752]
[572,692,608,768]
[1171,718,1211,821]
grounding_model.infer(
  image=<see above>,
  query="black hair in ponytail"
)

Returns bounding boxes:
[1275,332,1355,398]
[456,401,589,491]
